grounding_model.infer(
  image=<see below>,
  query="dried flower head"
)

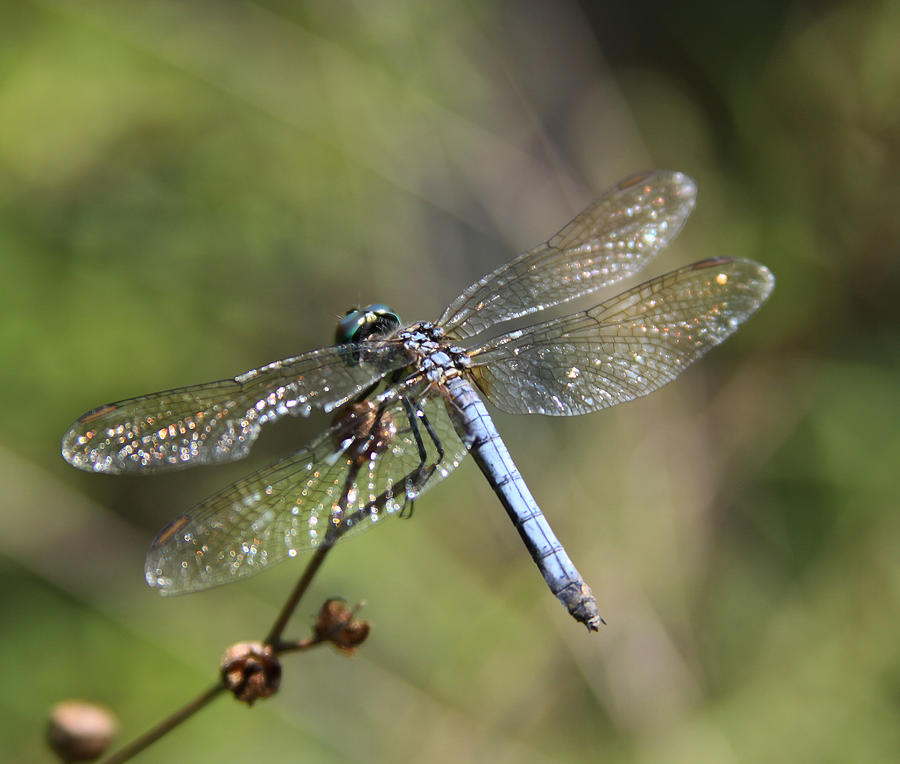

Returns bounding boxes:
[221,642,282,705]
[47,700,118,762]
[315,598,371,654]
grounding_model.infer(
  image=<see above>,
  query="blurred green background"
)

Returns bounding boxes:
[1,1,898,762]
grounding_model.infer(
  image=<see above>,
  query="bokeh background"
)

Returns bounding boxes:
[1,1,898,762]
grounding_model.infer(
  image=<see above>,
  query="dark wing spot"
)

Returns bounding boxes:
[78,403,120,424]
[151,514,191,548]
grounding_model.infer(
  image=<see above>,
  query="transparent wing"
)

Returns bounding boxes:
[468,258,774,415]
[144,383,468,594]
[61,340,414,474]
[437,171,697,338]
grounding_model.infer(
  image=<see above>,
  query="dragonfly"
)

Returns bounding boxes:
[62,170,774,631]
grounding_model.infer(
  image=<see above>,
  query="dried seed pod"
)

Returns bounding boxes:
[47,700,118,762]
[221,642,282,705]
[315,598,371,654]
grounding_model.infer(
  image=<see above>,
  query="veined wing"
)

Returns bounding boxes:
[145,382,468,594]
[437,171,697,339]
[468,258,774,415]
[62,340,414,474]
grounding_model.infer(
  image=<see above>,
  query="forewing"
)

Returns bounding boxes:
[468,258,774,415]
[144,384,468,594]
[62,341,412,474]
[438,171,697,338]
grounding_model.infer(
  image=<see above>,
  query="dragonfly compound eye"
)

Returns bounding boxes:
[335,304,401,345]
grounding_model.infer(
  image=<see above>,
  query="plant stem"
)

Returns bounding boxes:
[99,683,224,764]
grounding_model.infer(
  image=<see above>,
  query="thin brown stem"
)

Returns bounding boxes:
[264,543,334,648]
[276,636,325,655]
[98,683,224,764]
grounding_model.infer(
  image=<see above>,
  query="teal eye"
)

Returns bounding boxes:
[335,304,401,345]
[335,309,368,345]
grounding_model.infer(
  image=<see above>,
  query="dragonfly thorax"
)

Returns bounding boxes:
[399,322,471,384]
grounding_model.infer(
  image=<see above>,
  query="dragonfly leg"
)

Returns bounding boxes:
[418,406,445,463]
[402,396,429,469]
[401,398,429,496]
[402,404,446,520]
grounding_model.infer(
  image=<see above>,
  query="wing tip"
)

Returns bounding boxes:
[60,431,117,474]
[705,257,776,304]
[618,169,697,207]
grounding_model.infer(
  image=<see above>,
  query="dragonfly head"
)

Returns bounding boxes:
[336,304,402,345]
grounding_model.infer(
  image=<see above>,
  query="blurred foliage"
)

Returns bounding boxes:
[1,0,898,762]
